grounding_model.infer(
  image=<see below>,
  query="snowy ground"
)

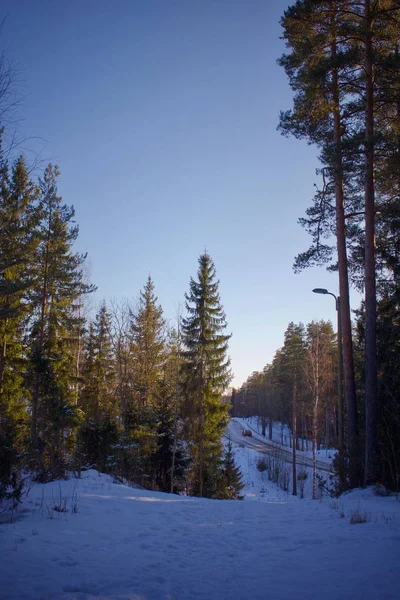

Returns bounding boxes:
[1,467,399,600]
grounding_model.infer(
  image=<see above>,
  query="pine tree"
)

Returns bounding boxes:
[28,164,95,479]
[278,0,361,486]
[130,275,165,408]
[81,303,116,422]
[149,325,188,493]
[115,277,166,485]
[0,149,39,502]
[280,322,307,495]
[109,299,133,435]
[305,320,336,498]
[279,0,400,487]
[217,441,244,500]
[0,154,39,387]
[181,251,232,497]
[77,302,117,471]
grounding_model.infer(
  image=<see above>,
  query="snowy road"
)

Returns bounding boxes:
[226,418,333,474]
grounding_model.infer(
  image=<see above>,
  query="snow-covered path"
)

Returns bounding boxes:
[0,471,399,600]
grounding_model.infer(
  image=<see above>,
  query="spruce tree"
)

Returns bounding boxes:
[81,303,116,422]
[217,441,244,500]
[119,277,166,485]
[28,164,95,478]
[77,302,117,471]
[181,251,232,497]
[149,326,188,493]
[0,149,39,502]
[130,275,165,408]
[0,154,39,388]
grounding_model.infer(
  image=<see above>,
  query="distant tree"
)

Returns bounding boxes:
[305,320,336,498]
[80,303,116,421]
[77,302,117,471]
[266,349,289,444]
[181,252,232,497]
[280,322,307,495]
[109,298,133,433]
[216,441,244,500]
[130,275,166,408]
[149,324,188,493]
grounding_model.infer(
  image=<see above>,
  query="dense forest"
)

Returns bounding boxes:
[0,169,240,500]
[1,0,400,509]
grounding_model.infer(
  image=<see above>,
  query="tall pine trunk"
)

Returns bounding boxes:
[312,390,319,500]
[331,25,359,486]
[364,0,377,485]
[337,297,345,489]
[198,380,204,497]
[292,373,297,496]
[0,328,7,393]
[31,236,51,448]
[31,208,52,450]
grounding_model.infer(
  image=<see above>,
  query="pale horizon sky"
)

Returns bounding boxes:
[2,0,362,388]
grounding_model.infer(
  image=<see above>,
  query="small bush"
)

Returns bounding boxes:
[349,507,370,524]
[297,469,308,499]
[53,498,68,513]
[256,457,268,473]
[70,485,79,513]
[280,467,290,492]
[380,512,393,525]
[373,483,390,497]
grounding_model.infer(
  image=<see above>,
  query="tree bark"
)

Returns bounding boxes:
[312,396,318,500]
[292,374,297,496]
[31,199,52,449]
[337,297,345,489]
[0,333,6,393]
[331,23,359,486]
[364,0,378,486]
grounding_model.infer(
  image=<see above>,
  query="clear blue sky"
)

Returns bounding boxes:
[2,0,361,387]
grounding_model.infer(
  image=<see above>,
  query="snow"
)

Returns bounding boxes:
[1,468,399,600]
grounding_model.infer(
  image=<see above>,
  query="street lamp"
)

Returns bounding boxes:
[312,288,339,311]
[312,288,344,487]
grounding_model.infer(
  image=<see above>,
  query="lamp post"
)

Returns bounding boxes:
[312,288,344,488]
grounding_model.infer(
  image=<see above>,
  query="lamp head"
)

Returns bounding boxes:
[312,288,329,295]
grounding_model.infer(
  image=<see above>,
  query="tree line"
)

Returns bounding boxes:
[232,320,338,497]
[0,144,242,501]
